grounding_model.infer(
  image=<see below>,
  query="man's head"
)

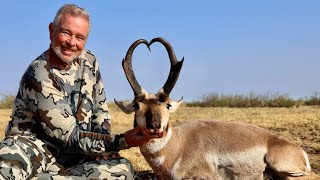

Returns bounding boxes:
[49,4,90,66]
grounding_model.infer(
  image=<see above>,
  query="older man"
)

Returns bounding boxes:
[0,4,149,179]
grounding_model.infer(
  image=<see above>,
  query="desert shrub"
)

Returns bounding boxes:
[305,92,320,106]
[187,92,296,108]
[264,93,296,107]
[0,94,15,109]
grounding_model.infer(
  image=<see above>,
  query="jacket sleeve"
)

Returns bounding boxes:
[90,60,112,135]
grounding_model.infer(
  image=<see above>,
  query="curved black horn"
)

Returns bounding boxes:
[149,37,184,95]
[122,39,149,97]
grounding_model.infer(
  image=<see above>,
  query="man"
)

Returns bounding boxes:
[0,4,149,179]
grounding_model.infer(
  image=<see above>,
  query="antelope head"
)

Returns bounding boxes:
[114,38,184,138]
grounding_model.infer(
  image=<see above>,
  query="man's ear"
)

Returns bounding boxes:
[49,23,54,41]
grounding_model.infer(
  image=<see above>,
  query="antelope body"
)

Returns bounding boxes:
[115,38,317,179]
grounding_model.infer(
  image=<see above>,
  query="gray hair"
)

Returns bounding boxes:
[53,4,91,31]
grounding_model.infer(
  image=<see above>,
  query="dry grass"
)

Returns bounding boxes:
[0,105,319,174]
[0,109,11,139]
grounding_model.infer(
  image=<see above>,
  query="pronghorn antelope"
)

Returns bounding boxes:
[115,38,317,179]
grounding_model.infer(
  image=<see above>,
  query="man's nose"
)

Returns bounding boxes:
[67,35,76,47]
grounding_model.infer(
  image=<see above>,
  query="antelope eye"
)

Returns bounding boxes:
[133,103,139,110]
[166,103,172,109]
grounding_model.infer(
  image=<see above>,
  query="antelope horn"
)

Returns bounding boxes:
[122,39,149,98]
[149,37,184,96]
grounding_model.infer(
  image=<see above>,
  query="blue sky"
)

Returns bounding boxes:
[0,1,319,102]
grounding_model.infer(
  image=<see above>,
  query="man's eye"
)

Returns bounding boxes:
[76,36,85,41]
[61,31,70,36]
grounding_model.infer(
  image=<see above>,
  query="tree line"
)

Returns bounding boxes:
[1,92,320,109]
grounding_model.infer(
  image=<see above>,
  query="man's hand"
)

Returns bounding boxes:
[124,127,151,147]
[95,152,120,161]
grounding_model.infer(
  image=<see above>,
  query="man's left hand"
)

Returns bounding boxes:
[95,152,120,161]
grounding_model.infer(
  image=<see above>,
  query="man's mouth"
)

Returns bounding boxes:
[62,47,76,55]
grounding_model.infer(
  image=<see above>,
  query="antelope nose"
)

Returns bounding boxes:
[147,122,161,130]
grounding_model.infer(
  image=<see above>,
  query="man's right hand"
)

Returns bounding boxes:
[124,127,151,147]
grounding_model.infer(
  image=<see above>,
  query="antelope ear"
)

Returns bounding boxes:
[114,99,135,114]
[168,97,183,113]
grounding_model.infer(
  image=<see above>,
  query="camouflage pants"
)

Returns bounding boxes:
[0,135,134,180]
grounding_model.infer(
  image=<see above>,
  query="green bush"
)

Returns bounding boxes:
[0,94,15,109]
[305,92,320,106]
[187,92,297,108]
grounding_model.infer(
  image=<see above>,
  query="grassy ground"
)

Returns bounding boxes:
[0,105,319,175]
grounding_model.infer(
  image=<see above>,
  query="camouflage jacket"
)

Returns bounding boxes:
[6,49,127,155]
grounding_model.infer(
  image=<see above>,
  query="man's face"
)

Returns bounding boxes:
[49,14,89,64]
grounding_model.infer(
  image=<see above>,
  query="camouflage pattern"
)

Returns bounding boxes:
[0,49,132,179]
[0,136,133,179]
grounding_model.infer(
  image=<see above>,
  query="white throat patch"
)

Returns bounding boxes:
[141,128,172,154]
